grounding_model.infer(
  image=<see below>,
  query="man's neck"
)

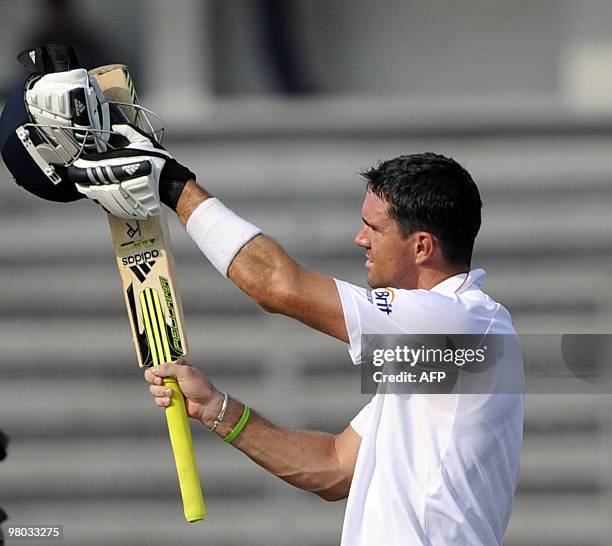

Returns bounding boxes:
[415,265,470,290]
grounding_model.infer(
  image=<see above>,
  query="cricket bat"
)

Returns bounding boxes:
[88,64,205,523]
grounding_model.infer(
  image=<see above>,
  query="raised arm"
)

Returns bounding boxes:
[58,120,348,342]
[146,363,361,501]
[176,180,348,342]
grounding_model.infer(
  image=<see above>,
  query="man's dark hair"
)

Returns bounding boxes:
[362,152,482,267]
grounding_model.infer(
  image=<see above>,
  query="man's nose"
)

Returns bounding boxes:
[354,226,369,248]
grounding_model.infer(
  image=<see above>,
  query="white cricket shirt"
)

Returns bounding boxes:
[335,269,524,546]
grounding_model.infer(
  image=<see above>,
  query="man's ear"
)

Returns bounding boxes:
[414,231,437,264]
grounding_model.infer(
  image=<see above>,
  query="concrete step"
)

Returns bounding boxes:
[0,316,349,371]
[2,492,608,546]
[506,494,610,546]
[2,431,605,502]
[1,438,265,501]
[0,373,369,438]
[2,261,610,319]
[4,193,612,260]
[2,496,345,546]
[524,395,611,430]
[520,433,610,487]
[3,131,612,202]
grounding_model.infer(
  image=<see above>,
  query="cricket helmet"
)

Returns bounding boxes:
[0,75,85,202]
[0,44,163,203]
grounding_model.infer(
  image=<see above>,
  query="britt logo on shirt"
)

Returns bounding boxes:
[372,288,395,315]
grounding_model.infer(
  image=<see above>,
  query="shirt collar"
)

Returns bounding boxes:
[430,268,487,296]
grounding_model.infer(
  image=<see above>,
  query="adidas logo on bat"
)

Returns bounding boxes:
[122,163,141,176]
[129,261,156,283]
[123,250,159,282]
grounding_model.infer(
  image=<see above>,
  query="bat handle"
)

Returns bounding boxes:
[163,377,206,523]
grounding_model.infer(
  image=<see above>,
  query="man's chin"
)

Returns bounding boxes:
[366,273,386,290]
[367,270,402,289]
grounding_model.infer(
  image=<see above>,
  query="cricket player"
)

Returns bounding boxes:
[67,138,523,543]
[1,74,523,540]
[82,141,521,545]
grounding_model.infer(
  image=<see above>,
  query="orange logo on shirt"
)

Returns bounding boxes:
[373,288,395,315]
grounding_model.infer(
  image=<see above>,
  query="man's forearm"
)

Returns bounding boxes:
[176,179,211,222]
[174,180,304,311]
[202,393,351,501]
[175,180,348,341]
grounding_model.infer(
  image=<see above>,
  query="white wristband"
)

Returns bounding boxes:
[186,198,262,277]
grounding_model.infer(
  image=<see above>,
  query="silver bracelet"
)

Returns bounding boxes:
[208,391,229,432]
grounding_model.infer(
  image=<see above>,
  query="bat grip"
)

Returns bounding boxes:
[163,377,206,522]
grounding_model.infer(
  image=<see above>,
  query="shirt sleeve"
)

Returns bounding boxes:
[334,279,365,364]
[334,279,411,364]
[334,278,458,366]
[349,397,376,437]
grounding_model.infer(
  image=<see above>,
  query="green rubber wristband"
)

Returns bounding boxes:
[223,405,251,444]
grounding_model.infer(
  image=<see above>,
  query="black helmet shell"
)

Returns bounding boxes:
[0,78,83,203]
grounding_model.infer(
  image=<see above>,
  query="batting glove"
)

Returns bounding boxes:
[67,124,195,219]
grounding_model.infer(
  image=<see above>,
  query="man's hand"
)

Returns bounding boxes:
[67,124,195,218]
[110,125,196,211]
[144,362,224,423]
[144,362,361,501]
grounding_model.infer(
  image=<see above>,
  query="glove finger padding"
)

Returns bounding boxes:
[112,122,195,210]
[113,123,151,146]
[112,123,167,152]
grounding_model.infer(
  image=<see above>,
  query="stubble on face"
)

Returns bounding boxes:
[357,192,416,289]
